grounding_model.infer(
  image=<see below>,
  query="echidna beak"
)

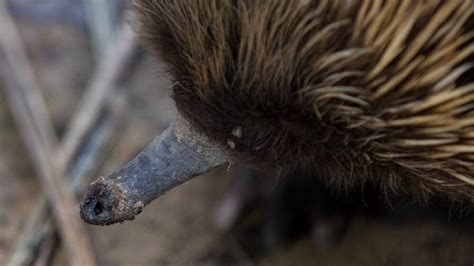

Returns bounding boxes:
[80,118,229,225]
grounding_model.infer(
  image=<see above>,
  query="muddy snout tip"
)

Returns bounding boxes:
[79,177,143,226]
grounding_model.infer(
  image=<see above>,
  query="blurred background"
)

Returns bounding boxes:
[0,1,472,265]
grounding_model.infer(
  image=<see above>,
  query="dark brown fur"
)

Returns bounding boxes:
[133,0,474,202]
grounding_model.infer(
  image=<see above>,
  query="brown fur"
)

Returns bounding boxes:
[132,0,474,203]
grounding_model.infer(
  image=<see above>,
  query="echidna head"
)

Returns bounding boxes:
[80,0,474,225]
[137,0,364,172]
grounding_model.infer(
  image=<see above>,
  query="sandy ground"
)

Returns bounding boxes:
[0,8,473,266]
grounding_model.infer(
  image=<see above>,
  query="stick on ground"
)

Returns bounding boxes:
[0,2,96,265]
[5,21,139,266]
[58,23,137,169]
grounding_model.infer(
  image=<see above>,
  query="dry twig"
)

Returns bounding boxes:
[58,23,137,169]
[0,2,96,265]
[7,110,123,266]
[4,21,139,266]
[83,0,117,60]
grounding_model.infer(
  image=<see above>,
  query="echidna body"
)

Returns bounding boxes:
[80,0,474,225]
[135,0,474,201]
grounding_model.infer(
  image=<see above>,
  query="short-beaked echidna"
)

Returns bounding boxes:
[80,0,474,225]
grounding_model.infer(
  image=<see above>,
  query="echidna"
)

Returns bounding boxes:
[80,0,474,225]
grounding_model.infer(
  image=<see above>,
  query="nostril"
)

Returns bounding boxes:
[94,201,104,215]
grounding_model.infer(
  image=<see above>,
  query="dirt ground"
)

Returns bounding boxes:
[0,4,473,266]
